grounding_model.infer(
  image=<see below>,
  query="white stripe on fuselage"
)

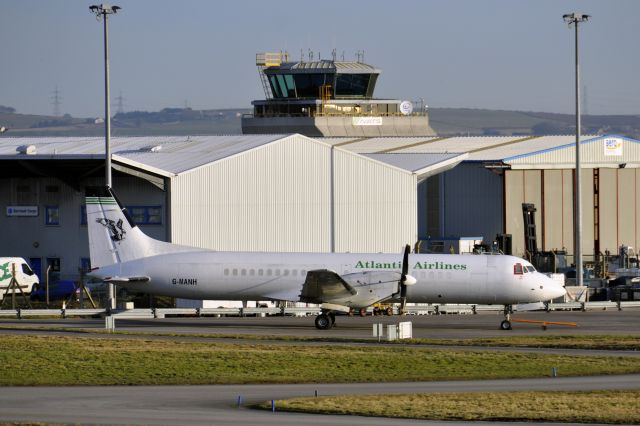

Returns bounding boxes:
[92,251,558,305]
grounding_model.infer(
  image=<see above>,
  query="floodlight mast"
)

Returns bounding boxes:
[90,3,121,310]
[563,13,590,288]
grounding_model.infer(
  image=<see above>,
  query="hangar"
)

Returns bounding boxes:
[326,134,640,261]
[0,134,460,281]
[1,133,639,284]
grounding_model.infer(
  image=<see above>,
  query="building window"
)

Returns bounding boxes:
[80,258,91,273]
[80,205,87,225]
[45,206,60,226]
[127,206,162,225]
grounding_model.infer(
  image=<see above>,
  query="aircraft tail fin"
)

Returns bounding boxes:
[85,186,194,268]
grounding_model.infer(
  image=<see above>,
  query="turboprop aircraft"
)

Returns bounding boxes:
[85,186,566,330]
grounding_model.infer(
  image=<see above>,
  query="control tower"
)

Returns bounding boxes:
[242,52,436,137]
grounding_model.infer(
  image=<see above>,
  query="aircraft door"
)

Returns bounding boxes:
[470,256,488,300]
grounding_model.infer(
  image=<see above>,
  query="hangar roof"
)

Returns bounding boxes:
[363,153,468,181]
[504,135,640,169]
[0,135,285,176]
[320,135,597,161]
[0,134,463,181]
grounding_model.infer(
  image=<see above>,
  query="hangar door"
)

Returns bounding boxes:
[505,168,640,261]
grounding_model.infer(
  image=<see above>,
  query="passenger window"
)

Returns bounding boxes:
[250,269,255,276]
[292,269,298,276]
[232,268,238,276]
[267,269,272,276]
[258,269,264,276]
[514,263,523,275]
[241,269,246,276]
[224,268,229,276]
[283,269,289,276]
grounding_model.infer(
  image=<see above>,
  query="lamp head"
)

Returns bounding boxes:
[563,13,591,25]
[89,4,121,15]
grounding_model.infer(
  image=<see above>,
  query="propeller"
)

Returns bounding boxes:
[399,244,413,314]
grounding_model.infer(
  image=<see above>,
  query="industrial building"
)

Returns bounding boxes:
[1,133,639,285]
[0,134,458,281]
[326,134,640,261]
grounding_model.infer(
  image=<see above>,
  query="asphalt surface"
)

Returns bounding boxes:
[1,309,640,425]
[1,375,640,426]
[2,309,640,339]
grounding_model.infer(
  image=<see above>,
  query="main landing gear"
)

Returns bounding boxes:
[500,304,513,330]
[315,311,336,330]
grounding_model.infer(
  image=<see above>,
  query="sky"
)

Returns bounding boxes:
[1,0,639,118]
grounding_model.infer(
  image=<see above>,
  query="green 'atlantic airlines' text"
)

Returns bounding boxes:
[355,261,467,271]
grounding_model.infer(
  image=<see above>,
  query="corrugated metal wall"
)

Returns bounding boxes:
[440,163,503,242]
[333,150,416,253]
[169,135,331,252]
[505,167,638,258]
[169,135,417,253]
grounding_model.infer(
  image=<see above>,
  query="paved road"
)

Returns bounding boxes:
[1,375,639,425]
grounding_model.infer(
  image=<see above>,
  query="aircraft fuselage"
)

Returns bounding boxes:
[92,251,562,306]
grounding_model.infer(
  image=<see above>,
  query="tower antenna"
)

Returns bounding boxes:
[51,86,62,117]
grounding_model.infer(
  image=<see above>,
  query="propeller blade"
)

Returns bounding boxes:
[401,244,410,278]
[399,244,411,314]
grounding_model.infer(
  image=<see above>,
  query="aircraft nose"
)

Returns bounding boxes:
[542,275,566,301]
[549,283,566,299]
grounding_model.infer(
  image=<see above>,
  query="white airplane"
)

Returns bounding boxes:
[86,186,566,330]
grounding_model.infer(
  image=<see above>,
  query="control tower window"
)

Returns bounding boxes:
[293,74,328,98]
[335,74,371,97]
[269,76,282,97]
[269,74,296,98]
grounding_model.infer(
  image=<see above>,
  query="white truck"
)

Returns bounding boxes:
[0,257,39,301]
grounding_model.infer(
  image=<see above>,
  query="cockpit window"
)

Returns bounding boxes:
[526,266,536,273]
[514,263,523,275]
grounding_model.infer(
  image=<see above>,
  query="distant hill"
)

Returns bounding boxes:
[428,108,640,139]
[1,105,639,139]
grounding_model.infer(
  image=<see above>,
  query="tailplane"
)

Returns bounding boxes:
[85,186,195,268]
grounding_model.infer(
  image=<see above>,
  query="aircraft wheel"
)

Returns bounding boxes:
[500,320,512,330]
[315,313,333,330]
[359,307,367,317]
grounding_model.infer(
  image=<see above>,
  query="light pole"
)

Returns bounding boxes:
[90,3,121,310]
[563,12,590,288]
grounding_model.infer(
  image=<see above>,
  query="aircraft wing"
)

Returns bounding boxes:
[103,276,150,284]
[298,269,358,304]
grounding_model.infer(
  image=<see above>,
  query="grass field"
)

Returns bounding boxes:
[260,390,640,424]
[108,331,640,350]
[2,335,640,386]
[2,325,640,350]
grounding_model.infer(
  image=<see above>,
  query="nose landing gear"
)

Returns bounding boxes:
[500,304,513,330]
